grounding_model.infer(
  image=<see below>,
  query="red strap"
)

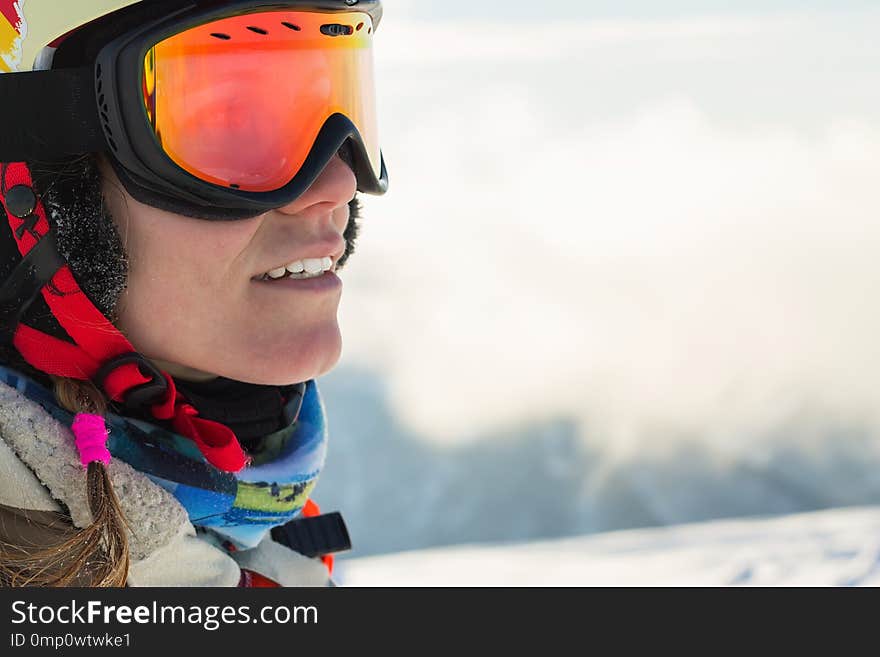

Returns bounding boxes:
[13,323,101,376]
[238,569,281,588]
[2,161,248,473]
[2,162,143,384]
[169,401,248,472]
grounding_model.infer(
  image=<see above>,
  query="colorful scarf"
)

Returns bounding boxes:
[0,364,327,549]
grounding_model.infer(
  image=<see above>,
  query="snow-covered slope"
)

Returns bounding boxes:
[337,506,880,586]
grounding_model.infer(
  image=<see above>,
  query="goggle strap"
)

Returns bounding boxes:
[0,67,104,161]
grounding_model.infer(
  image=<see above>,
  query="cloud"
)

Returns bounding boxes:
[338,12,880,461]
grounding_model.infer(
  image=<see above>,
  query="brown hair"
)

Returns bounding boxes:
[0,376,131,587]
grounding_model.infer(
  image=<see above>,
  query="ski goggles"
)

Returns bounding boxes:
[0,1,387,219]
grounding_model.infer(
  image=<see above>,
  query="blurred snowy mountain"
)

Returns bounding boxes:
[338,506,880,586]
[317,367,880,558]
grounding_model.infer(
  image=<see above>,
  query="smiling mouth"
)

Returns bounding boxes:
[253,256,335,282]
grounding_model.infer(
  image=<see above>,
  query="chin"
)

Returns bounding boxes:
[224,326,343,386]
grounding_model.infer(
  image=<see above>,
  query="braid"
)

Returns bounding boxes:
[0,377,130,587]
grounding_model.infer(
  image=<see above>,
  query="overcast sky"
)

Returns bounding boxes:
[395,0,879,20]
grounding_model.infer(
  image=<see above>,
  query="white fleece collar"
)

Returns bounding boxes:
[0,379,189,561]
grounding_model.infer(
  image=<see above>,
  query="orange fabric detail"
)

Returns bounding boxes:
[303,499,320,517]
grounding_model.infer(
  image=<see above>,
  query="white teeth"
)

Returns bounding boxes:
[261,256,334,280]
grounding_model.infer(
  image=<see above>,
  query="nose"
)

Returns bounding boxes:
[274,154,357,218]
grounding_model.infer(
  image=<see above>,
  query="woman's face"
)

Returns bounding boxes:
[101,155,357,385]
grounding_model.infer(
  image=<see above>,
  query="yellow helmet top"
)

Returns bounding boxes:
[0,0,140,72]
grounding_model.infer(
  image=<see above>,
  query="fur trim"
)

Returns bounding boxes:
[0,380,188,561]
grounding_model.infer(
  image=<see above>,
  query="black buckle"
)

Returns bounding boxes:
[281,382,307,427]
[0,231,64,345]
[271,512,352,559]
[94,351,169,411]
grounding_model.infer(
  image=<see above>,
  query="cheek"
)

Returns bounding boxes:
[114,208,258,324]
[103,182,344,382]
[122,233,187,309]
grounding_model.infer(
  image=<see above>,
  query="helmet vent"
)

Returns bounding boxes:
[282,22,302,32]
[246,26,268,35]
[210,32,231,40]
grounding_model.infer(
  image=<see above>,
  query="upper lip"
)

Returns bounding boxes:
[251,235,346,279]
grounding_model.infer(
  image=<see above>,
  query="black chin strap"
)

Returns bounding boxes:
[0,230,65,344]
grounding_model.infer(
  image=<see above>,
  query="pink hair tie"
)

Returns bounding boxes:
[72,413,111,467]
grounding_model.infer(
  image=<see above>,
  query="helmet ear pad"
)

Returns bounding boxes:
[29,155,128,321]
[0,156,125,384]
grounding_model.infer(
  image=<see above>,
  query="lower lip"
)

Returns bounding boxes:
[250,271,342,293]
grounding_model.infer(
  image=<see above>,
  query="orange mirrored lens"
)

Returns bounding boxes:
[143,10,379,192]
